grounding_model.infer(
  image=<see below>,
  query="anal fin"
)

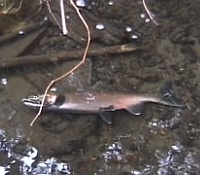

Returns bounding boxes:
[126,103,144,115]
[99,106,115,125]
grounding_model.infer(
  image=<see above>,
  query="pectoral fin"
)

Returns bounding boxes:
[99,106,115,125]
[126,103,144,115]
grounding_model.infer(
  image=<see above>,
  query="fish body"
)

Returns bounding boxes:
[22,91,184,124]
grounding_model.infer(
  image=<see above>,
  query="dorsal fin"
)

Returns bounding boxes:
[54,94,66,106]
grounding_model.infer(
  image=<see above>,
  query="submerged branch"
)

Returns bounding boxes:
[0,44,138,69]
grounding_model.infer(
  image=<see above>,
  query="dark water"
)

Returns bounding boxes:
[0,0,200,174]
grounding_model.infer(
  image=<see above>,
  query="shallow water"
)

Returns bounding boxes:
[0,0,200,174]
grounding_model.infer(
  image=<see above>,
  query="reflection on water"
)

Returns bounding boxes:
[0,129,71,174]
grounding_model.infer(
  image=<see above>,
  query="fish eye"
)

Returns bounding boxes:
[31,95,38,100]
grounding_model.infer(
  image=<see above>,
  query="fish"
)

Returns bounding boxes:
[21,86,185,124]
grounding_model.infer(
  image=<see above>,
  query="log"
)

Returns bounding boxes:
[0,44,139,69]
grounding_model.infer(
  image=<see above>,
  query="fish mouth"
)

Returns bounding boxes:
[21,94,45,109]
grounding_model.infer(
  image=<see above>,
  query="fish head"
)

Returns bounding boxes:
[21,94,57,109]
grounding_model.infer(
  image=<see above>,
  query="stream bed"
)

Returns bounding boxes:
[0,0,200,174]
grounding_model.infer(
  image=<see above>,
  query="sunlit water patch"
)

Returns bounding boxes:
[155,143,200,174]
[101,140,154,175]
[101,139,200,174]
[103,141,127,163]
[76,0,86,7]
[148,108,184,134]
[0,129,71,175]
[0,77,8,92]
[31,158,71,175]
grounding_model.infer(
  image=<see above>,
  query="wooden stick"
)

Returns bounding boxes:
[0,44,138,69]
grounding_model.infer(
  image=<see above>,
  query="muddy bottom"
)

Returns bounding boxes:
[0,0,200,175]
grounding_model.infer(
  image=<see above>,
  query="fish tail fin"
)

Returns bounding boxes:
[158,81,185,108]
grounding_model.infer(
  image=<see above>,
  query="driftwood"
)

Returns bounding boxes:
[0,44,139,69]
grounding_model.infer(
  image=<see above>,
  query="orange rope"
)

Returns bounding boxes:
[30,0,91,126]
